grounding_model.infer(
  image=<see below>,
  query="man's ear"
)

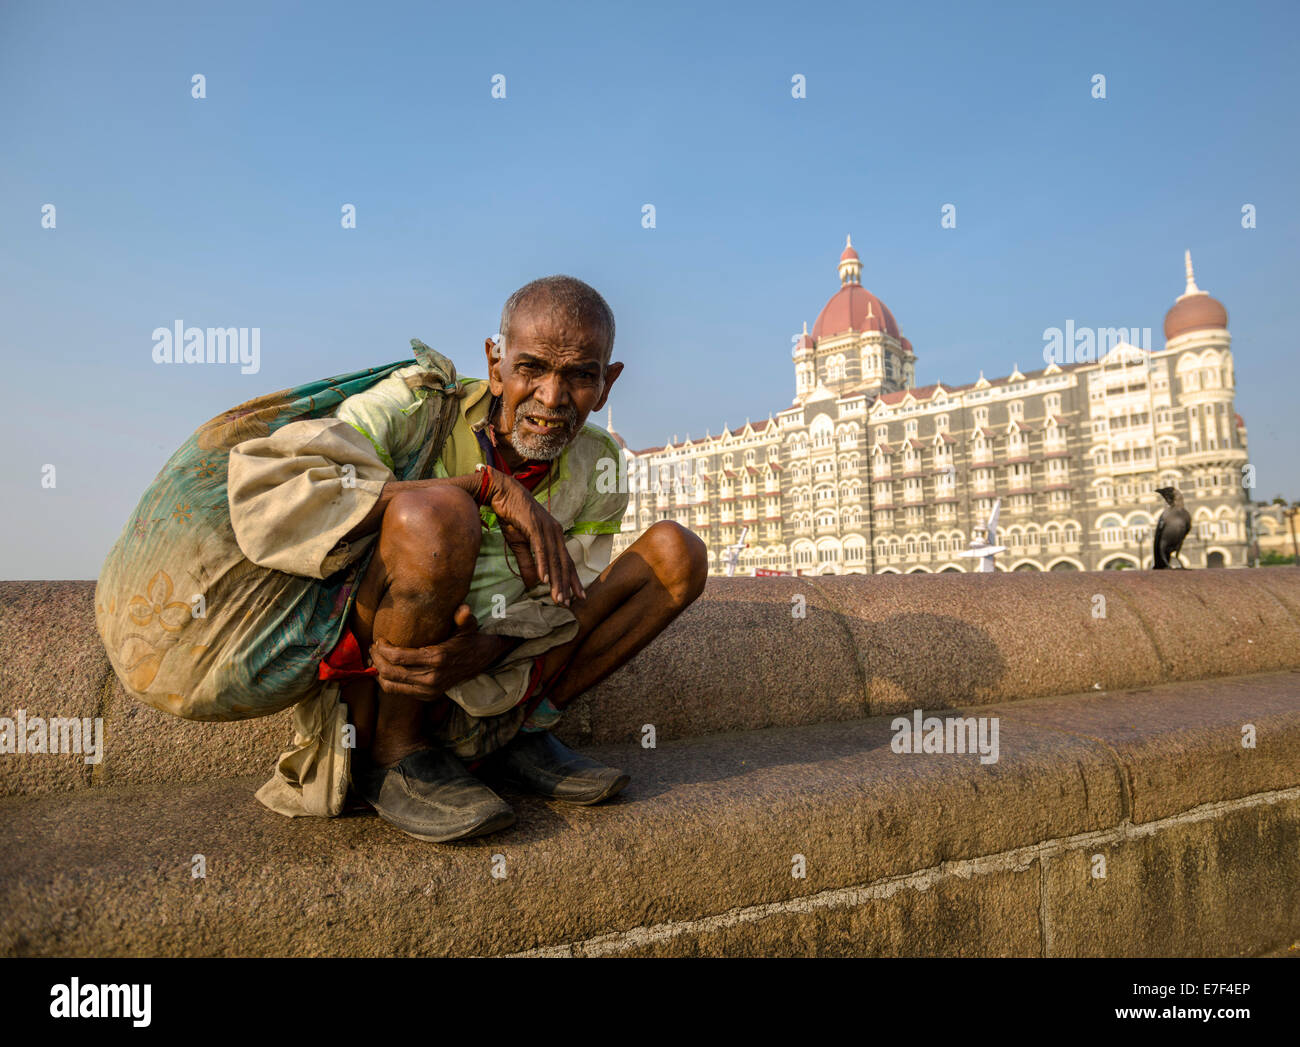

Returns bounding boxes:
[593,361,624,412]
[485,337,504,396]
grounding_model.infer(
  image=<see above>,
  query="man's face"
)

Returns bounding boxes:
[485,306,623,461]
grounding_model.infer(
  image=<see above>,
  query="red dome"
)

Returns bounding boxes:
[840,242,860,262]
[1164,293,1228,340]
[811,283,899,341]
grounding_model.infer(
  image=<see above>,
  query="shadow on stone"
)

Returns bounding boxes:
[849,612,1007,713]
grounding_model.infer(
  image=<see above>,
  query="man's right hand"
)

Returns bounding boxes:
[370,604,516,699]
[484,469,585,607]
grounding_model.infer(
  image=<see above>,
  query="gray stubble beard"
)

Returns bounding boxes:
[505,400,577,461]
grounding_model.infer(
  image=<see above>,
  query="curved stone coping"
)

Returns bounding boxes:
[2,671,1297,957]
[1,569,1298,796]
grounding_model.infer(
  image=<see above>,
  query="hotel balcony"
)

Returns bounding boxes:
[1182,446,1248,465]
[1044,539,1084,554]
[1109,460,1155,476]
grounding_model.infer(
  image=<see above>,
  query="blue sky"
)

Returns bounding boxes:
[2,0,1297,579]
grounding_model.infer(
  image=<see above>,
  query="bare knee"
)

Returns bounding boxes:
[380,486,482,588]
[639,521,708,605]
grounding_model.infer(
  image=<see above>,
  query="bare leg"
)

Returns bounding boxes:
[344,486,481,766]
[534,521,708,709]
[476,522,708,806]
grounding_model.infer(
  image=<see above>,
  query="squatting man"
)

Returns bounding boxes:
[95,276,708,843]
[335,279,707,840]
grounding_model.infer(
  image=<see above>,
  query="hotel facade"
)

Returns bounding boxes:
[609,239,1251,575]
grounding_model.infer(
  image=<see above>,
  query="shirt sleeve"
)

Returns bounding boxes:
[564,432,629,586]
[226,418,393,579]
[331,364,437,473]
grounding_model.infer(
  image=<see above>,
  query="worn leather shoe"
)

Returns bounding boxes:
[487,731,630,805]
[356,747,515,842]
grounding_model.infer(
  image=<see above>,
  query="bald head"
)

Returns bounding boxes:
[498,275,615,364]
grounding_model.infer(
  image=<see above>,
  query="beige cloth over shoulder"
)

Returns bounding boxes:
[228,417,393,579]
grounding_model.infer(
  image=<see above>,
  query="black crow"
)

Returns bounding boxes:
[1153,487,1192,568]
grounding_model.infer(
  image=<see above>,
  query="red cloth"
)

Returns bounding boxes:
[319,626,377,681]
[502,456,551,490]
[475,424,551,491]
[518,654,547,712]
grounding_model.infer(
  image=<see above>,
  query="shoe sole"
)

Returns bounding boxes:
[377,803,517,844]
[541,772,632,806]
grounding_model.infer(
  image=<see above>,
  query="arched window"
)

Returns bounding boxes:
[810,416,834,448]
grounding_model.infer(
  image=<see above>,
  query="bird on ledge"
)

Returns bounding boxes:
[1153,487,1192,569]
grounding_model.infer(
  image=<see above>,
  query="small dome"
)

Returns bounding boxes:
[1165,295,1228,340]
[1164,251,1228,340]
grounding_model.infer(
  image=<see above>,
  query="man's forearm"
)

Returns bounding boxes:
[341,473,482,543]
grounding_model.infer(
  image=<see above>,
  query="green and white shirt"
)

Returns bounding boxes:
[334,368,628,627]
